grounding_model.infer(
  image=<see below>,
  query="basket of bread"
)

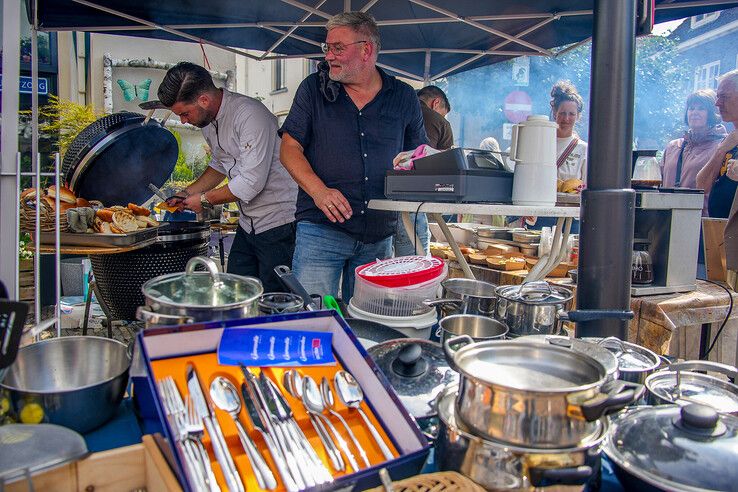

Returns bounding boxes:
[20,186,158,236]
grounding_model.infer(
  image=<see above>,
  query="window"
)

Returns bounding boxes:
[304,59,319,77]
[694,60,720,91]
[691,12,720,29]
[272,58,286,93]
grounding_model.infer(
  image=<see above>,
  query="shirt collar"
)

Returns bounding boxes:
[212,88,229,123]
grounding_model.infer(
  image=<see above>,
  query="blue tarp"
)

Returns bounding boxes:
[32,0,738,79]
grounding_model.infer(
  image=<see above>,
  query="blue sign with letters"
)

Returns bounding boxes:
[0,75,49,95]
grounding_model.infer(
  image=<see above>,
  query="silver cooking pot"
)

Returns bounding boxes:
[137,256,263,326]
[0,336,130,433]
[444,336,643,448]
[439,314,508,347]
[583,337,661,385]
[435,385,605,492]
[425,278,497,318]
[645,360,738,414]
[494,282,573,337]
[521,334,619,384]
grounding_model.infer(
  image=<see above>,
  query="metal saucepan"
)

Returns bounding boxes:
[495,281,634,337]
[435,385,605,491]
[0,336,131,433]
[645,360,738,414]
[583,336,662,385]
[137,256,264,326]
[444,336,643,448]
[439,314,508,347]
[258,292,304,315]
[425,278,497,318]
[521,334,619,384]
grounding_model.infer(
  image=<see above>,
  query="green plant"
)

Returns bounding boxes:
[19,233,33,261]
[20,95,102,159]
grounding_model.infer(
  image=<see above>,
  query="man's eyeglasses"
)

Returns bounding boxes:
[320,40,367,55]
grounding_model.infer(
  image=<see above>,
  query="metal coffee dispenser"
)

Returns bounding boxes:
[631,189,704,296]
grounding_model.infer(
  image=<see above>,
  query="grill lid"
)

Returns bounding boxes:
[62,112,177,206]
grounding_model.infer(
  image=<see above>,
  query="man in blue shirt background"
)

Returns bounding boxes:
[279,11,426,299]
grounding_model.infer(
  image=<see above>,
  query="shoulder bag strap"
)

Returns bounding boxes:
[674,140,687,187]
[557,137,579,169]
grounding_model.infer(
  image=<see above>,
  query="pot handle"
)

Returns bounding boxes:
[579,381,645,421]
[443,335,473,371]
[423,298,463,308]
[559,309,634,322]
[668,361,738,385]
[274,265,320,311]
[529,466,593,487]
[136,306,195,326]
[186,255,221,279]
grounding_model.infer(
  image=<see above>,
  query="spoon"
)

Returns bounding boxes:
[303,376,359,473]
[321,376,370,468]
[209,376,277,490]
[283,369,303,400]
[334,370,395,461]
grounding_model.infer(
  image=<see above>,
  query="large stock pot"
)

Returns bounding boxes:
[443,336,642,448]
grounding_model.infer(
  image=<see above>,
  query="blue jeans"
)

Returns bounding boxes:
[292,221,393,299]
[393,212,430,257]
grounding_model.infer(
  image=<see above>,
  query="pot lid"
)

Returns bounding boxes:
[605,404,738,491]
[646,371,738,414]
[496,281,572,305]
[449,340,605,392]
[356,256,445,287]
[584,337,661,373]
[522,335,619,380]
[142,256,263,308]
[368,339,458,420]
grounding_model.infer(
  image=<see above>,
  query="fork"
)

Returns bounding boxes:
[157,378,208,491]
[186,395,221,492]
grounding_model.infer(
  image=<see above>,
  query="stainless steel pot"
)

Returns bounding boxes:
[0,336,131,433]
[645,360,738,414]
[435,385,605,491]
[444,336,642,448]
[494,281,573,337]
[583,337,661,385]
[137,256,263,326]
[521,335,619,384]
[425,278,497,318]
[439,314,508,346]
[258,292,304,315]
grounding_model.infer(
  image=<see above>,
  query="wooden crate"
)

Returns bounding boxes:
[6,435,182,492]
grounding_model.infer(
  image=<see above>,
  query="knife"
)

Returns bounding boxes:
[260,372,333,485]
[241,379,300,492]
[186,364,245,492]
[148,183,170,202]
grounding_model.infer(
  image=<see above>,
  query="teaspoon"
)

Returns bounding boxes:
[334,370,394,461]
[320,376,370,468]
[209,376,277,490]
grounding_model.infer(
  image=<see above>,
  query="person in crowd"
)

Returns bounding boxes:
[159,62,297,292]
[697,70,738,218]
[279,11,426,299]
[661,90,725,201]
[393,85,454,257]
[522,81,587,231]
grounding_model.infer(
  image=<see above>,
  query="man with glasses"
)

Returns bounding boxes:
[279,11,427,298]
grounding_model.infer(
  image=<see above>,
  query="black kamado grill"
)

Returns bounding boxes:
[64,111,211,320]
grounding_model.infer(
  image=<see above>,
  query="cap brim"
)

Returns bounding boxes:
[138,100,169,110]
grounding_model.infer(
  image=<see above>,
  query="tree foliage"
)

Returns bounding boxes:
[445,35,690,150]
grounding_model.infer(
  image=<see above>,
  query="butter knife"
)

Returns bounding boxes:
[186,364,245,492]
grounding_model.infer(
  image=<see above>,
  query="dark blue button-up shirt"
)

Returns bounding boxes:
[279,67,426,244]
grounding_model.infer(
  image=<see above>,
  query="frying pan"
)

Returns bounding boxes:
[273,265,407,347]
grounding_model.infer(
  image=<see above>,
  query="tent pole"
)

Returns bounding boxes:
[576,0,636,339]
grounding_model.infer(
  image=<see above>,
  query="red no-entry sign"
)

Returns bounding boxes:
[504,90,532,123]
